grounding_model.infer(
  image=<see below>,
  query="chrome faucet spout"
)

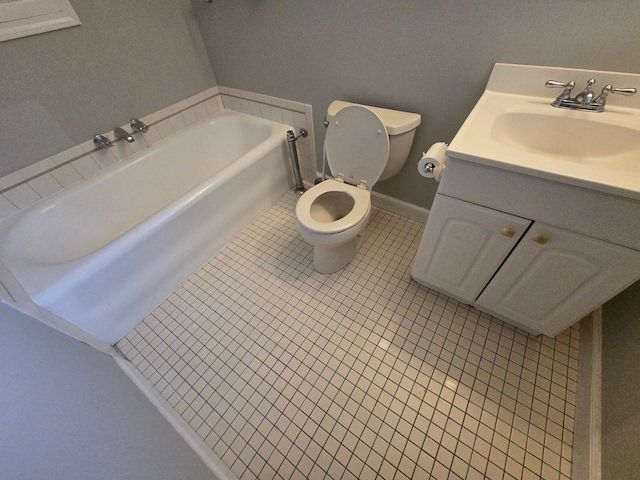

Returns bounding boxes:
[574,78,596,105]
[114,127,135,143]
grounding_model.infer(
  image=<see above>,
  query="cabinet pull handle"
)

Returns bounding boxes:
[532,234,549,245]
[500,227,515,238]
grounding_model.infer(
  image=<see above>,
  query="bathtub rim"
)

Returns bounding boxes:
[0,110,293,300]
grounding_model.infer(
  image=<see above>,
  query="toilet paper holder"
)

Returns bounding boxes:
[421,161,437,176]
[418,142,448,182]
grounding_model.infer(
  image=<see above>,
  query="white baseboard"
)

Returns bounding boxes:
[115,357,237,480]
[371,191,429,222]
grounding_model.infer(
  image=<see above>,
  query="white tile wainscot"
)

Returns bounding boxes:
[218,86,316,183]
[0,86,315,222]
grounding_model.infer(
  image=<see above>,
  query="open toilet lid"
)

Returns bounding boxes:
[325,105,390,189]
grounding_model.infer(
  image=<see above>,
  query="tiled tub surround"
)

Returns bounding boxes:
[119,192,579,480]
[0,86,316,221]
[218,86,317,185]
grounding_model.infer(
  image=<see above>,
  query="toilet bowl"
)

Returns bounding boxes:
[296,101,420,273]
[296,179,371,273]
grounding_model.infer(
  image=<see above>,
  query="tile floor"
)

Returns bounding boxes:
[118,191,579,480]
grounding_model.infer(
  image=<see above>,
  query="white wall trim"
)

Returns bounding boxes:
[371,190,429,222]
[0,0,80,43]
[115,357,237,480]
[590,308,602,480]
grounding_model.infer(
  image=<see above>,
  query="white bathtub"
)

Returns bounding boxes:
[0,110,292,343]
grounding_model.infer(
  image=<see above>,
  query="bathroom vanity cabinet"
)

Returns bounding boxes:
[412,159,640,336]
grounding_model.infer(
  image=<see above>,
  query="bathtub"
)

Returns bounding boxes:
[0,110,292,343]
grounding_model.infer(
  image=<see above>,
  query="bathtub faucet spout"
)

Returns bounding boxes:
[114,127,135,143]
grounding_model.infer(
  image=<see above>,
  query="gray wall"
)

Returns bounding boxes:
[193,0,640,208]
[602,280,640,479]
[0,0,216,177]
[0,302,214,480]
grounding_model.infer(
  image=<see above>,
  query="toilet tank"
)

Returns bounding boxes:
[326,101,421,181]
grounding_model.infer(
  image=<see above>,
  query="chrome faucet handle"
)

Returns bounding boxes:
[602,84,637,96]
[93,134,112,149]
[592,84,637,112]
[594,84,637,102]
[130,118,149,133]
[545,80,575,106]
[545,80,575,89]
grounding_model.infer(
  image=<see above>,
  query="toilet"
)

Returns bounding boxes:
[296,101,421,273]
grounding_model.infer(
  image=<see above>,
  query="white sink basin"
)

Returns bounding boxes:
[448,64,640,199]
[491,111,640,171]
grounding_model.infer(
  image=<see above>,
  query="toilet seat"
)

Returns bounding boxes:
[325,105,389,189]
[296,179,371,235]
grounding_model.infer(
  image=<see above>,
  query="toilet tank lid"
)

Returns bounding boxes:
[327,101,421,135]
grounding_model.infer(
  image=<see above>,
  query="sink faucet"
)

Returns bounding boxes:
[546,78,637,112]
[114,127,135,143]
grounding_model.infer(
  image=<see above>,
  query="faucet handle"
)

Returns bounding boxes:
[93,134,112,149]
[602,84,637,96]
[130,118,149,133]
[546,80,575,106]
[545,80,575,89]
[593,84,637,111]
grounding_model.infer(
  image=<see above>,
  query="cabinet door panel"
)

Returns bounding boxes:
[411,194,531,303]
[476,223,640,336]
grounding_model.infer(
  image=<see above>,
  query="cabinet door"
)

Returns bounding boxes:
[411,194,531,303]
[476,223,640,336]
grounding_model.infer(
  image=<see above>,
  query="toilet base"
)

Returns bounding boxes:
[312,231,365,274]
